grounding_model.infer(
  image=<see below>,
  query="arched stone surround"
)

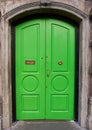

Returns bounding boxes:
[0,0,90,129]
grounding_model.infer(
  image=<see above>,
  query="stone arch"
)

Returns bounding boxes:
[3,1,87,20]
[1,1,90,129]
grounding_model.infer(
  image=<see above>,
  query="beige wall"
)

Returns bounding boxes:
[0,0,92,129]
[0,0,91,15]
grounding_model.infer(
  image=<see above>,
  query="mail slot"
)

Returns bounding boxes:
[25,60,35,65]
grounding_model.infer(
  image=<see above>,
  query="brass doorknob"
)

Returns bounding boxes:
[58,61,63,65]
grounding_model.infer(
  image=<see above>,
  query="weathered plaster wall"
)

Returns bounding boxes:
[0,0,92,130]
[0,18,1,97]
[0,0,91,15]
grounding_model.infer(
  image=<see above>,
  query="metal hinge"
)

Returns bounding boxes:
[40,0,51,6]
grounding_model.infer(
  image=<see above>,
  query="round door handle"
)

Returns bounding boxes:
[58,61,63,65]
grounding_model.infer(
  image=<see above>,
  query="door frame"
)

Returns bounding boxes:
[1,2,90,129]
[11,14,79,122]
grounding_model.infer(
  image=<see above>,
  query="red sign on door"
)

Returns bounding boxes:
[25,60,35,65]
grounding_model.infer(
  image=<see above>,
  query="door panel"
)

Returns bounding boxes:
[15,18,75,120]
[51,24,68,71]
[46,19,75,119]
[16,19,46,119]
[22,24,39,72]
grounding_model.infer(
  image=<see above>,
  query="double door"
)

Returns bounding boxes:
[15,18,75,120]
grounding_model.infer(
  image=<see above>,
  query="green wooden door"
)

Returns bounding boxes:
[16,19,46,119]
[15,18,75,120]
[46,19,75,119]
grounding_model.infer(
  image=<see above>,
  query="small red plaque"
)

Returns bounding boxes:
[25,60,35,65]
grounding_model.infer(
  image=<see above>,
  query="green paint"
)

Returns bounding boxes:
[15,18,75,120]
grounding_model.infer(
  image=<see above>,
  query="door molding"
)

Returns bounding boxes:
[0,1,90,129]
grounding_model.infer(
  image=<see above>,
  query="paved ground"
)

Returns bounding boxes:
[6,121,87,130]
